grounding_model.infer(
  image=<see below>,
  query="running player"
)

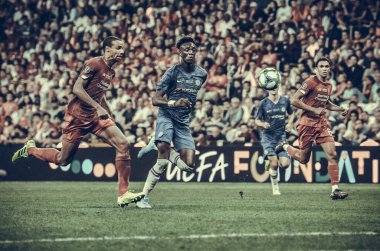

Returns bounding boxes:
[136,36,207,208]
[275,57,348,200]
[255,85,294,195]
[12,36,144,207]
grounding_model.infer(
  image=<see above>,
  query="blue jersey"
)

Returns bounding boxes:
[157,64,207,124]
[255,96,293,137]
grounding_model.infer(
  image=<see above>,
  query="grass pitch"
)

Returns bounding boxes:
[0,182,379,251]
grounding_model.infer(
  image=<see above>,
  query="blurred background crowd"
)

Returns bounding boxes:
[0,0,379,147]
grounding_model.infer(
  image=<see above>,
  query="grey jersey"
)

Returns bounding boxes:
[157,64,207,124]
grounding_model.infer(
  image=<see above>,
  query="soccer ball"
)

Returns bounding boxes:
[257,68,281,90]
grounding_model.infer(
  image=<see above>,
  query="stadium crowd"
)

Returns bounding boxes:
[0,0,379,147]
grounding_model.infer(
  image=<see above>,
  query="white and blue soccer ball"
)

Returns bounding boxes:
[257,68,281,90]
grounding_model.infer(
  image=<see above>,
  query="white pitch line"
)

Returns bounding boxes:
[0,232,378,244]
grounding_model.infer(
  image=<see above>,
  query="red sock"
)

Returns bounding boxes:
[115,155,131,196]
[328,164,339,185]
[287,146,300,160]
[28,147,59,163]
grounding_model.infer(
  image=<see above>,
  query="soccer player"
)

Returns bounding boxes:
[136,36,207,209]
[255,85,294,195]
[275,57,348,200]
[12,36,145,207]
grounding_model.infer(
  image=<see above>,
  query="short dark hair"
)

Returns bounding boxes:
[314,57,332,68]
[176,36,196,49]
[102,36,121,51]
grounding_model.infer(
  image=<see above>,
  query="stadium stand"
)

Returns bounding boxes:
[0,0,379,146]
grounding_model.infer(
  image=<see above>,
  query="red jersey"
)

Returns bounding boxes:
[297,75,332,127]
[67,57,115,119]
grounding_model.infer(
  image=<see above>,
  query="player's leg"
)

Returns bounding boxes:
[319,141,348,200]
[276,125,314,164]
[138,117,173,208]
[97,124,144,207]
[137,133,158,159]
[170,122,196,172]
[12,139,80,165]
[278,156,291,169]
[137,142,171,209]
[267,155,281,195]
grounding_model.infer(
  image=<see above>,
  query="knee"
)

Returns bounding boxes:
[270,160,278,170]
[157,142,170,155]
[327,150,338,161]
[298,157,308,165]
[116,139,130,153]
[279,161,291,169]
[185,159,195,168]
[56,154,71,166]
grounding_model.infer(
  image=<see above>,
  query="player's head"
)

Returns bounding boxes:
[314,57,331,79]
[176,36,197,64]
[268,84,280,95]
[102,36,125,62]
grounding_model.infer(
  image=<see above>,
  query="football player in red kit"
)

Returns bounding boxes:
[12,36,144,207]
[276,57,348,200]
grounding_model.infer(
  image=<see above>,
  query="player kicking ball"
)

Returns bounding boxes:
[255,84,294,195]
[275,57,348,200]
[136,36,207,209]
[12,36,144,207]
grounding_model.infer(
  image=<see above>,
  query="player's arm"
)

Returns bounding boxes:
[254,119,270,129]
[101,97,114,120]
[325,99,348,117]
[285,112,295,132]
[73,77,109,119]
[291,90,325,116]
[152,90,191,108]
[254,102,270,129]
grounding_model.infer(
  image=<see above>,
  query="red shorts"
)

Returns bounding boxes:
[296,124,334,150]
[62,112,115,143]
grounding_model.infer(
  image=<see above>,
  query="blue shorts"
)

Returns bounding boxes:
[261,134,289,159]
[155,114,195,151]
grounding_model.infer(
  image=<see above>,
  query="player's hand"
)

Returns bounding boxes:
[263,122,270,129]
[175,98,192,108]
[96,106,110,120]
[313,107,326,116]
[341,109,348,118]
[285,123,293,132]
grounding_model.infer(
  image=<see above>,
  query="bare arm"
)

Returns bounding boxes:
[285,112,296,132]
[254,119,270,129]
[291,90,324,115]
[73,77,109,119]
[326,99,348,118]
[152,90,191,108]
[101,98,113,119]
[325,99,345,112]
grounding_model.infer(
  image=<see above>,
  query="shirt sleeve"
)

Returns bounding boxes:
[80,59,99,80]
[202,72,208,85]
[255,101,265,121]
[299,79,314,95]
[156,67,175,93]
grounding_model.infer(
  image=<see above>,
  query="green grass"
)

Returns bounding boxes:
[0,182,379,251]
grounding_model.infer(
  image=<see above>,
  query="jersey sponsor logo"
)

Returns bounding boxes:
[271,115,285,119]
[281,107,285,112]
[102,73,113,80]
[97,80,110,90]
[175,87,197,94]
[315,94,329,101]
